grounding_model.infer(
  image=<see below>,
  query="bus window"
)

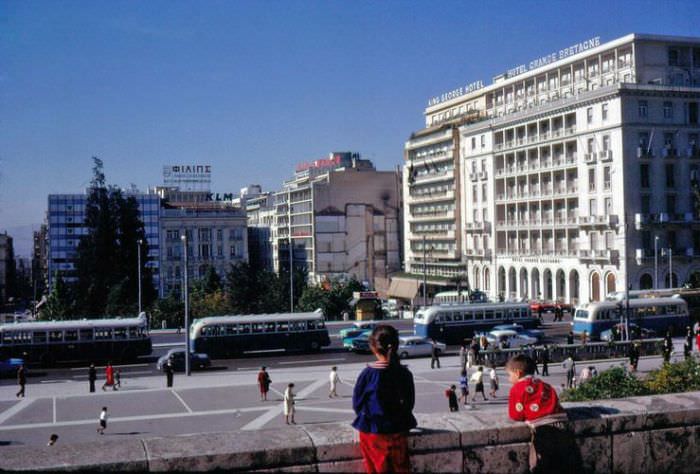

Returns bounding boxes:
[239,323,251,334]
[95,328,112,340]
[484,310,494,320]
[667,305,677,314]
[65,330,78,342]
[114,328,127,339]
[33,331,47,343]
[317,321,325,329]
[296,321,307,331]
[49,330,63,342]
[252,323,265,334]
[435,314,444,322]
[80,329,93,340]
[2,331,14,344]
[225,324,237,335]
[265,322,276,333]
[307,321,316,330]
[277,321,289,332]
[495,311,503,320]
[453,312,463,321]
[474,311,484,320]
[463,312,473,321]
[521,309,528,319]
[443,313,453,322]
[128,327,139,338]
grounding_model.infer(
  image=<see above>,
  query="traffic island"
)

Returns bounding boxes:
[2,390,700,472]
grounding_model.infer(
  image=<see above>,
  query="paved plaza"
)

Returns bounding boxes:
[0,347,682,449]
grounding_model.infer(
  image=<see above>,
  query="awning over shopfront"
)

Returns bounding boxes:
[387,278,420,300]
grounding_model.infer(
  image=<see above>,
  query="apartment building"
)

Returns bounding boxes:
[273,152,401,287]
[0,233,14,304]
[406,33,700,304]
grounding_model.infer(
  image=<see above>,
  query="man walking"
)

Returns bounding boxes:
[430,339,441,369]
[541,345,550,376]
[629,342,640,372]
[88,363,97,393]
[165,360,174,388]
[16,364,26,398]
[562,356,576,389]
[329,366,340,398]
[663,331,673,364]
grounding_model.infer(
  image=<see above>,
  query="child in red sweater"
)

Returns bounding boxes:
[506,355,573,473]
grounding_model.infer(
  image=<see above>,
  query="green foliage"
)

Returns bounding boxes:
[191,289,230,318]
[151,292,184,329]
[40,272,73,320]
[298,278,364,320]
[645,358,700,394]
[561,367,650,402]
[225,262,308,314]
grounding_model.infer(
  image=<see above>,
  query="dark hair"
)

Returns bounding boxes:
[450,384,456,390]
[369,324,400,365]
[506,354,536,375]
[102,406,107,410]
[461,369,467,377]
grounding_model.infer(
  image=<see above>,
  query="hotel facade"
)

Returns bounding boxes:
[404,33,700,304]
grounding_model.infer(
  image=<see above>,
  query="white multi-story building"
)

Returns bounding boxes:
[273,152,401,287]
[406,33,700,304]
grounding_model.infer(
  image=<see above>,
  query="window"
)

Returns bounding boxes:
[639,132,649,149]
[480,135,485,148]
[230,245,237,257]
[589,199,597,215]
[587,107,593,124]
[217,229,223,241]
[587,138,595,154]
[667,194,676,213]
[481,184,487,201]
[663,101,673,119]
[588,169,596,192]
[669,48,679,66]
[49,330,63,342]
[604,197,612,215]
[602,135,610,151]
[666,164,675,187]
[664,132,675,148]
[640,164,650,188]
[79,329,93,340]
[638,100,648,118]
[95,328,112,340]
[602,103,608,121]
[641,195,651,214]
[65,330,78,342]
[471,137,476,150]
[114,328,127,339]
[33,331,47,344]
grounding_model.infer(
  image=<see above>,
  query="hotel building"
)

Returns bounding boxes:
[405,33,700,304]
[273,153,401,287]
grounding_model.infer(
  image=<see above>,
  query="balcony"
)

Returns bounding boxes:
[662,147,678,159]
[412,230,456,240]
[478,170,488,180]
[635,248,652,263]
[469,172,479,182]
[411,210,455,222]
[636,147,653,159]
[584,153,596,164]
[465,248,493,258]
[409,190,455,204]
[577,214,619,228]
[464,221,491,233]
[599,150,613,162]
[579,249,619,261]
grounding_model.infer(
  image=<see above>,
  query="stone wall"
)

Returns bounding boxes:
[2,390,700,472]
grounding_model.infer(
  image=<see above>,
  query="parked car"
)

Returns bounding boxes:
[0,357,23,377]
[397,336,446,359]
[350,332,372,353]
[530,300,572,314]
[342,329,373,349]
[485,329,538,349]
[489,323,545,341]
[156,348,211,372]
[600,323,657,342]
[338,321,378,340]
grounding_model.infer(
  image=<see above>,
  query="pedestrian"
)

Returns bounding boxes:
[470,366,488,402]
[258,366,271,401]
[686,326,694,352]
[562,356,576,389]
[629,342,640,372]
[283,383,296,424]
[176,326,182,335]
[479,334,489,352]
[329,366,340,398]
[541,345,550,376]
[96,406,108,435]
[685,338,692,360]
[538,306,543,324]
[471,339,481,364]
[102,362,115,391]
[696,327,700,353]
[467,346,475,370]
[459,369,470,406]
[88,363,97,393]
[115,369,121,390]
[430,339,441,369]
[445,385,459,412]
[579,366,592,384]
[489,365,499,399]
[581,331,588,345]
[165,360,174,388]
[663,330,673,364]
[505,354,569,473]
[352,325,416,474]
[459,343,468,371]
[528,346,540,375]
[554,306,562,322]
[16,364,26,398]
[566,331,574,345]
[47,434,59,446]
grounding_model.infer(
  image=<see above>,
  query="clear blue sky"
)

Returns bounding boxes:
[1,0,699,256]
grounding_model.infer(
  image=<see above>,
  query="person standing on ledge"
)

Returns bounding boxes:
[352,325,416,473]
[88,363,97,393]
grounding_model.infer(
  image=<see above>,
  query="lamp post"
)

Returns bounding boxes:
[289,237,294,312]
[181,234,190,376]
[654,236,659,289]
[422,235,427,307]
[669,247,673,289]
[137,239,143,315]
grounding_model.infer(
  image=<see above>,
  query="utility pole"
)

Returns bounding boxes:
[654,236,659,290]
[137,239,143,315]
[181,234,190,376]
[669,247,673,288]
[624,213,630,341]
[289,237,294,312]
[422,235,427,307]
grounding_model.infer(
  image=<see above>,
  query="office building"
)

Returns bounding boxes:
[0,233,14,304]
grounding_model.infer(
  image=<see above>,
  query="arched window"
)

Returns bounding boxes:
[640,273,653,290]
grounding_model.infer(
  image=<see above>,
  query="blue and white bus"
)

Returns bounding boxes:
[413,302,536,344]
[191,310,331,358]
[572,297,689,340]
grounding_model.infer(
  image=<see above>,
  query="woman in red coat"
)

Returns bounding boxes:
[102,362,116,391]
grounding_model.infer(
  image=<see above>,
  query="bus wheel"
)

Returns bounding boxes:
[399,351,409,359]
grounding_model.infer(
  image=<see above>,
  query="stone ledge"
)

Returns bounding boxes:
[2,391,700,472]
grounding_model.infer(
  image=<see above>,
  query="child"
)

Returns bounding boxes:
[352,325,417,474]
[489,366,499,398]
[470,366,487,402]
[329,366,340,398]
[506,355,570,473]
[97,406,109,435]
[115,369,121,390]
[47,434,59,446]
[445,385,459,412]
[459,370,470,406]
[283,383,295,424]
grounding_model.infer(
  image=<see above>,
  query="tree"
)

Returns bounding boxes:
[227,262,260,314]
[298,278,363,320]
[151,292,184,329]
[40,272,72,320]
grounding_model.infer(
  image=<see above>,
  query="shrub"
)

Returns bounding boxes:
[560,366,650,402]
[645,358,700,394]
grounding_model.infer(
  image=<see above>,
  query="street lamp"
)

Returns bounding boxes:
[137,239,143,315]
[654,236,659,290]
[289,237,294,312]
[181,234,191,376]
[668,247,673,289]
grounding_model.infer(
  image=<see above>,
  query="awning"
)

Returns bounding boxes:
[388,278,420,300]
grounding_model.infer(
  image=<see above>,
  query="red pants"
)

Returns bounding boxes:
[359,431,409,473]
[696,334,700,352]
